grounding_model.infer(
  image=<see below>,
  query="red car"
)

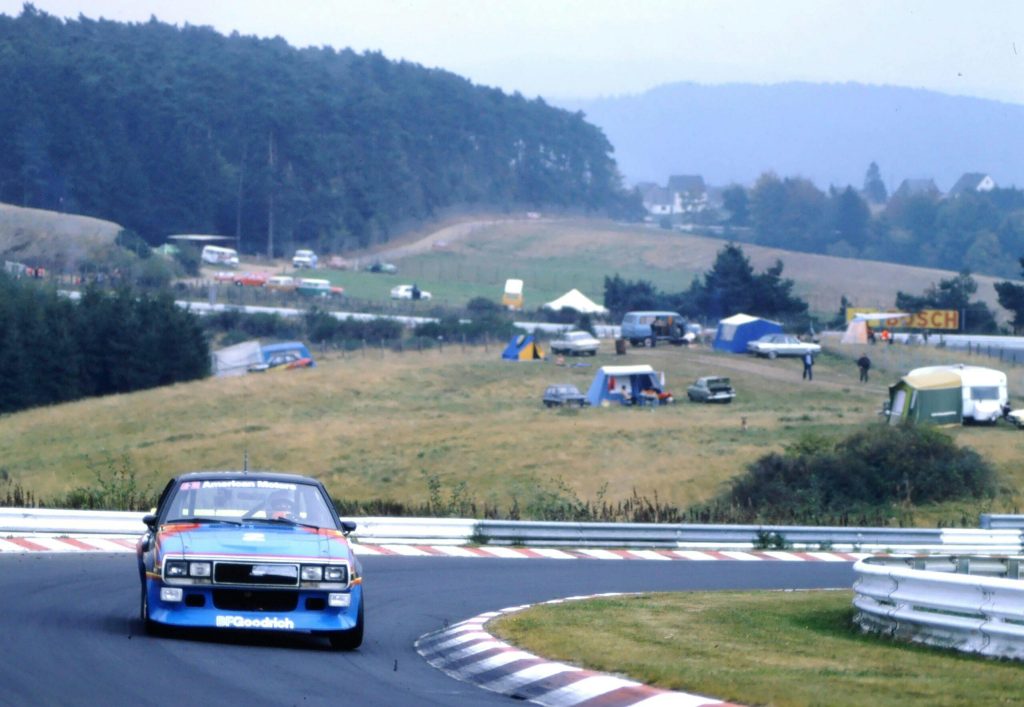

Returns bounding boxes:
[233,272,269,287]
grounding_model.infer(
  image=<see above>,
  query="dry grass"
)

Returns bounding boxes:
[4,337,1024,519]
[380,218,1017,319]
[491,591,1024,706]
[0,202,122,268]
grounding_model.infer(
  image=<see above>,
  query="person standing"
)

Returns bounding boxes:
[802,351,814,380]
[857,354,871,382]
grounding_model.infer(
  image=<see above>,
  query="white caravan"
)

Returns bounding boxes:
[908,364,1008,423]
[201,244,240,267]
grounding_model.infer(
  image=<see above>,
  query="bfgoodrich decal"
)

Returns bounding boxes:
[215,615,296,630]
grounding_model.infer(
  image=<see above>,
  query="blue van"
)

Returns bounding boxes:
[620,311,689,347]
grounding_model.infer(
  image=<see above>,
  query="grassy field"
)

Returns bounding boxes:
[298,218,1016,320]
[4,335,1024,521]
[490,591,1024,706]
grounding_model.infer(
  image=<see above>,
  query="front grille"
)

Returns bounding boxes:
[214,562,299,586]
[213,589,299,612]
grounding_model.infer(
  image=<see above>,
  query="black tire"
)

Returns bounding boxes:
[577,399,585,407]
[329,601,364,651]
[544,401,554,408]
[140,584,163,636]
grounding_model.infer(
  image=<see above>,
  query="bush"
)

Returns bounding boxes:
[726,424,996,522]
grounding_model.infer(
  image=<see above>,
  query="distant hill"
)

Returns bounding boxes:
[0,202,122,270]
[557,82,1024,191]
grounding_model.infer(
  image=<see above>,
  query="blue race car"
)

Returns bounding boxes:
[137,471,364,649]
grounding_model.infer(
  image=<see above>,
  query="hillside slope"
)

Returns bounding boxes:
[0,202,122,270]
[362,218,1016,319]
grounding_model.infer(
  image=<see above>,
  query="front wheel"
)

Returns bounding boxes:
[768,351,778,360]
[140,584,163,636]
[328,602,364,651]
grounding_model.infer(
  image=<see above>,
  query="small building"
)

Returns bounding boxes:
[891,178,941,201]
[948,172,997,197]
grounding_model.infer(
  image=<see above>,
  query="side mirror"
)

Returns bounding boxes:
[340,520,356,536]
[142,514,158,530]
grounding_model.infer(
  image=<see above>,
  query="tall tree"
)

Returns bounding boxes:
[862,162,888,204]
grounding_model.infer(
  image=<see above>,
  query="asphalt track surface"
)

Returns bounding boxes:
[0,553,854,706]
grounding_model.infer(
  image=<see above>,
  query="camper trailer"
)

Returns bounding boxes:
[502,279,524,310]
[908,364,1008,423]
[201,245,240,267]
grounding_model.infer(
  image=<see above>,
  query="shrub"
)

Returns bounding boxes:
[726,424,996,522]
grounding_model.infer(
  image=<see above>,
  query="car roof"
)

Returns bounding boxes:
[173,470,324,485]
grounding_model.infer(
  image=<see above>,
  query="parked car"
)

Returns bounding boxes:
[265,275,297,292]
[687,376,736,403]
[249,351,314,372]
[620,310,690,347]
[367,262,397,274]
[136,470,364,649]
[390,284,432,300]
[543,384,587,408]
[292,249,318,269]
[296,278,344,298]
[550,330,600,356]
[747,334,822,359]
[232,272,269,287]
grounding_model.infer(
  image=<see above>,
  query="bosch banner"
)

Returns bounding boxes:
[846,308,959,330]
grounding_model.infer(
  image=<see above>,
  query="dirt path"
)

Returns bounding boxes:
[683,345,874,392]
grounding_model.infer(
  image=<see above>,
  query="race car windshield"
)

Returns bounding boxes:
[163,479,336,529]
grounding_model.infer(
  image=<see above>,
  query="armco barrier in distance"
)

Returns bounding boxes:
[2,509,1023,553]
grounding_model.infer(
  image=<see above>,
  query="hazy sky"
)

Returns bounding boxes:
[3,0,1023,104]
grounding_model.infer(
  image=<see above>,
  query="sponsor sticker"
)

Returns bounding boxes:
[200,480,297,490]
[215,615,296,630]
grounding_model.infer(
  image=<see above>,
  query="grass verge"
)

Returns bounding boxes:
[490,591,1024,706]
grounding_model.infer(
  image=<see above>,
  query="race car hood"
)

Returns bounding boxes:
[156,522,350,562]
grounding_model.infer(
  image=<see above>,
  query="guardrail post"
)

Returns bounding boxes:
[956,557,971,574]
[1008,559,1021,579]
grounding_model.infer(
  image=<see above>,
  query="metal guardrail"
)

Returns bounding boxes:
[2,509,1024,553]
[979,514,1024,529]
[853,554,1024,661]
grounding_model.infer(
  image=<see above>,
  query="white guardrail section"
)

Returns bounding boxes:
[2,509,1024,553]
[853,554,1024,660]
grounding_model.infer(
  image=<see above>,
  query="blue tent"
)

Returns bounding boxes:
[585,365,665,407]
[502,333,545,361]
[713,314,782,353]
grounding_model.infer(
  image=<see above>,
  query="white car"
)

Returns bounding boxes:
[292,249,318,269]
[747,334,821,359]
[550,330,600,356]
[390,284,432,300]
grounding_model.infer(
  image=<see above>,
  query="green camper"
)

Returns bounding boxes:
[887,370,962,425]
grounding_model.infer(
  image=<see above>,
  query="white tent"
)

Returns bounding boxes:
[841,313,910,344]
[211,339,263,377]
[542,288,608,315]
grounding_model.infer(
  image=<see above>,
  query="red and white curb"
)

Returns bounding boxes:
[416,593,743,706]
[0,534,867,562]
[0,534,866,562]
